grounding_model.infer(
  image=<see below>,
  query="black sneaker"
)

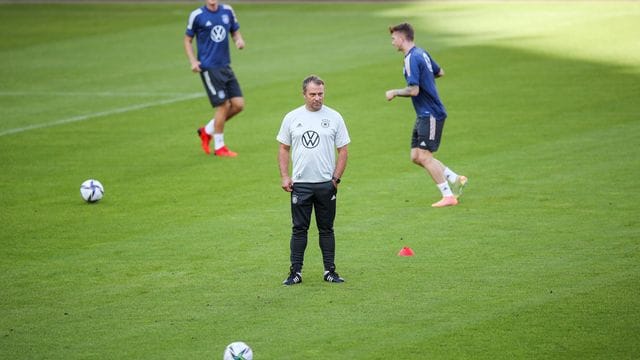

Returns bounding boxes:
[283,268,302,286]
[323,269,344,283]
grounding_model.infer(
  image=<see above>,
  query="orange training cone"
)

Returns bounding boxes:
[398,247,415,257]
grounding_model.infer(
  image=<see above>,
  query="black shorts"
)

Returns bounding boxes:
[199,66,243,107]
[411,115,446,152]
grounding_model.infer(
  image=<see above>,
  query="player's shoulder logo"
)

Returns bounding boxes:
[321,119,330,128]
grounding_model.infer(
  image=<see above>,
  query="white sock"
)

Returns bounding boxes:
[437,182,454,197]
[213,133,225,150]
[443,167,459,183]
[204,119,215,135]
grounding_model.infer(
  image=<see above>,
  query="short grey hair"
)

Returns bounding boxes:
[302,75,324,93]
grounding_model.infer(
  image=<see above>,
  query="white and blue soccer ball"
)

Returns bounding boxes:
[80,179,104,203]
[223,341,253,360]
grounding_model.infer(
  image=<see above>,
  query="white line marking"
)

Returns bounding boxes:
[0,91,200,97]
[0,93,204,137]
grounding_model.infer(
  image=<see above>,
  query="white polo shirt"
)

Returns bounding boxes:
[277,104,350,183]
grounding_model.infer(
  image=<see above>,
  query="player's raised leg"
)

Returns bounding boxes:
[411,148,458,207]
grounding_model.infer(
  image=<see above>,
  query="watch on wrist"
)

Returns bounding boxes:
[332,176,341,184]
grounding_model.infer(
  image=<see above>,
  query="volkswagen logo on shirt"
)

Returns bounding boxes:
[210,25,226,42]
[301,131,320,149]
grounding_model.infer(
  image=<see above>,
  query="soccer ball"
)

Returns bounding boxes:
[80,179,104,203]
[223,341,253,360]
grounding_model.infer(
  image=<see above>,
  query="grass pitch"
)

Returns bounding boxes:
[1,1,639,359]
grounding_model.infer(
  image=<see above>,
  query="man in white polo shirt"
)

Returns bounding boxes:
[277,75,351,286]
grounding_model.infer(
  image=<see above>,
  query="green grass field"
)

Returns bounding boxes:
[1,1,639,358]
